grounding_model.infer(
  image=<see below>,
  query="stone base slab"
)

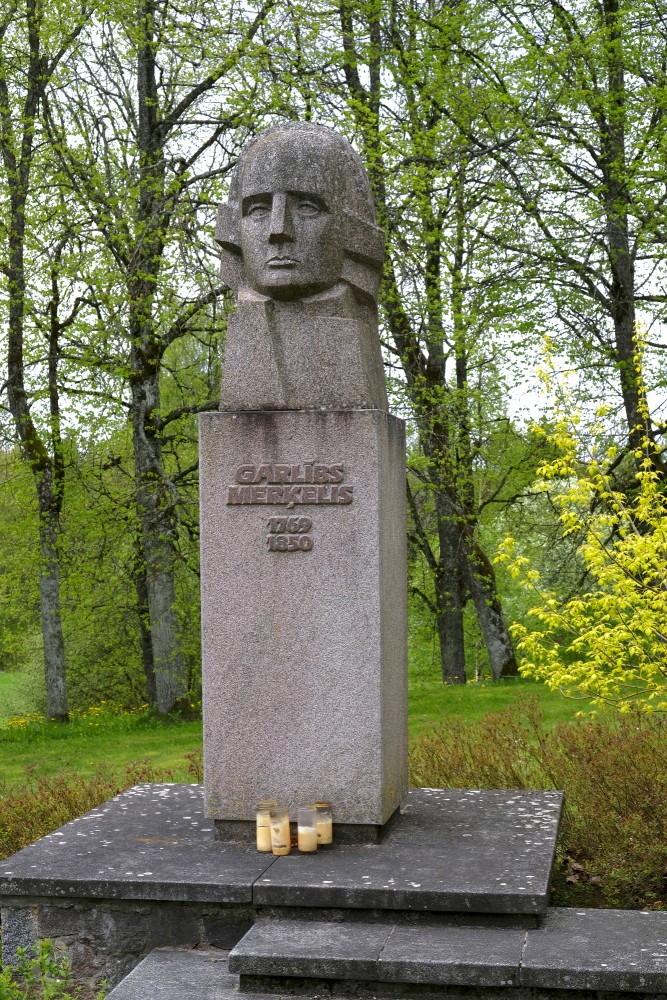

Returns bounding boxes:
[0,785,561,912]
[106,948,233,1000]
[107,916,667,1000]
[231,907,667,994]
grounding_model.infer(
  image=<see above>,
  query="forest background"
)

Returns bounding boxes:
[1,0,667,722]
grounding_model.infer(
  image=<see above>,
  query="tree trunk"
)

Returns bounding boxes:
[125,0,185,713]
[133,541,157,705]
[2,47,70,719]
[464,542,518,679]
[145,538,185,712]
[131,373,187,713]
[36,469,68,720]
[435,509,466,684]
[599,0,647,461]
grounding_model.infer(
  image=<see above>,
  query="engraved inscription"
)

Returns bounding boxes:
[227,462,353,508]
[236,463,344,484]
[267,515,314,553]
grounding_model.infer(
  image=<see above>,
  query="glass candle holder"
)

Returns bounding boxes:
[256,799,277,852]
[297,806,318,853]
[269,806,291,856]
[313,801,333,845]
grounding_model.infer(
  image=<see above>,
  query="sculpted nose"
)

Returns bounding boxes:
[268,192,293,242]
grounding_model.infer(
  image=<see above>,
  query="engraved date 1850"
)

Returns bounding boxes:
[267,516,313,552]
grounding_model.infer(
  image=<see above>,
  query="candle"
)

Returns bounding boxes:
[256,799,277,852]
[269,806,291,856]
[257,823,272,851]
[313,801,333,845]
[297,806,318,853]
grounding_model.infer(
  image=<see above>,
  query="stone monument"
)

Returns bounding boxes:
[199,122,408,842]
[0,122,590,1000]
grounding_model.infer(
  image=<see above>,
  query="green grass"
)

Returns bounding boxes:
[0,669,593,793]
[0,670,202,789]
[0,717,203,789]
[0,671,27,723]
[408,676,595,737]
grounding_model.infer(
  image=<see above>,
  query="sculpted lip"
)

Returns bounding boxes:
[267,256,299,267]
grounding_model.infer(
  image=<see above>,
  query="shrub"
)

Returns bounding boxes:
[496,410,667,714]
[409,698,667,910]
[183,748,203,783]
[0,939,106,999]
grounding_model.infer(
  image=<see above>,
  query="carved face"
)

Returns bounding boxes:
[239,135,346,300]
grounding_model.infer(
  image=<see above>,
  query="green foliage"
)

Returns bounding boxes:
[0,454,41,673]
[498,409,667,712]
[410,699,667,909]
[0,939,105,1000]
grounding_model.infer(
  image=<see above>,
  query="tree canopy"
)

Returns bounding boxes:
[1,0,666,714]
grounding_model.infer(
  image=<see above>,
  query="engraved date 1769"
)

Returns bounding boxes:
[267,515,313,552]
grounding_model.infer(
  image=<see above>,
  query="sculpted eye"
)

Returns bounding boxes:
[296,199,323,216]
[243,198,270,217]
[241,194,271,219]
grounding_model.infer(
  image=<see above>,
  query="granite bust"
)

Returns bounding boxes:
[216,122,388,411]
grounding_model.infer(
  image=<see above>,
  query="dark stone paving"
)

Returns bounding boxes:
[230,910,667,993]
[106,948,234,1000]
[0,785,562,915]
[256,789,563,915]
[107,906,667,1000]
[0,785,274,903]
[521,908,667,992]
[231,919,525,987]
[230,918,526,988]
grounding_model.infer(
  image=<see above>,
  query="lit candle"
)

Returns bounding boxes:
[256,799,277,852]
[269,806,291,856]
[297,806,318,853]
[313,801,333,845]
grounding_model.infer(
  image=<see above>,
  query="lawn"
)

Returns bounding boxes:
[0,716,203,788]
[408,676,594,737]
[0,669,592,793]
[0,670,28,723]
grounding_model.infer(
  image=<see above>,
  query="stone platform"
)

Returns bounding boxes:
[106,906,667,1000]
[0,784,561,911]
[252,787,562,915]
[6,781,665,1000]
[0,783,562,988]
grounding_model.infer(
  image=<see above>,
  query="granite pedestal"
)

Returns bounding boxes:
[200,408,408,836]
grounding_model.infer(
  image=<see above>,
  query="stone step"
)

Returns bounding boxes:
[106,948,233,1000]
[229,909,667,993]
